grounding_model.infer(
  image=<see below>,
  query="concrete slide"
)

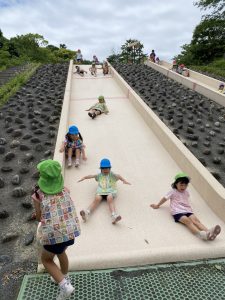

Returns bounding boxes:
[49,62,225,272]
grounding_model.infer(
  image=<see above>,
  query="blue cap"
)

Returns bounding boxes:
[100,158,111,168]
[68,126,79,135]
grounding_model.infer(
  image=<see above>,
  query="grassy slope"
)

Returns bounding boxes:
[190,58,225,80]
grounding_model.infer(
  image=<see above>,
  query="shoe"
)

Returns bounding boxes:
[208,225,221,240]
[74,159,79,167]
[112,214,122,225]
[56,282,74,300]
[92,113,96,119]
[67,159,72,168]
[80,210,87,222]
[88,112,93,118]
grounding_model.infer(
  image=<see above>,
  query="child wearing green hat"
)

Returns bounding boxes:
[78,158,131,224]
[150,173,221,241]
[86,95,109,119]
[32,159,81,300]
[60,125,87,167]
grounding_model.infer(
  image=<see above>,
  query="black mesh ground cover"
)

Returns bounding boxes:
[17,259,225,300]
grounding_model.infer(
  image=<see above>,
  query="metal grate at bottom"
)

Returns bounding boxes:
[17,259,225,300]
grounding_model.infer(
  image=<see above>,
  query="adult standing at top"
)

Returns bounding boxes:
[76,49,83,63]
[93,55,99,64]
[149,50,156,62]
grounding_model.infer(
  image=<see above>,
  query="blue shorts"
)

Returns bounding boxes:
[43,239,74,254]
[173,213,193,223]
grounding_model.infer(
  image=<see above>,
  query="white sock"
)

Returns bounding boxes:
[196,231,207,240]
[59,278,67,287]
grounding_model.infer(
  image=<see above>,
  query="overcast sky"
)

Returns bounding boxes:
[0,0,203,62]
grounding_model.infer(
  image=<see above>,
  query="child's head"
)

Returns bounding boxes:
[37,159,63,194]
[98,95,105,103]
[75,66,79,69]
[100,158,111,175]
[172,173,190,192]
[68,125,79,140]
[219,83,224,90]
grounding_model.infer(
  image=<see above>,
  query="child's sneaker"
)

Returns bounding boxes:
[92,113,96,119]
[88,112,93,118]
[80,210,89,222]
[208,225,221,240]
[111,213,122,224]
[57,282,74,300]
[74,159,80,167]
[67,158,72,168]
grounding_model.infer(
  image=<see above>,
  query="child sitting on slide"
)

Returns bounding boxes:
[60,125,87,167]
[150,173,221,241]
[78,158,131,224]
[86,95,109,119]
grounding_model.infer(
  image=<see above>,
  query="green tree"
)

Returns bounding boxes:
[194,0,225,18]
[59,43,67,49]
[120,39,146,64]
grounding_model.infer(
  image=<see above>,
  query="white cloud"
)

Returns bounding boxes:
[0,0,202,61]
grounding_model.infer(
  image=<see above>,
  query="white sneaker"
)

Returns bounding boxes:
[56,282,75,300]
[75,159,80,167]
[111,213,122,224]
[67,159,72,168]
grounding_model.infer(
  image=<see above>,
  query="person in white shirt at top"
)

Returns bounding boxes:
[150,173,221,241]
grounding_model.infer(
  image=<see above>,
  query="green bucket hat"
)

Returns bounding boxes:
[37,159,64,194]
[174,172,190,181]
[98,95,105,102]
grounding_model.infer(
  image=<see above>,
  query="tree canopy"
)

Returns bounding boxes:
[175,0,225,66]
[0,30,75,70]
[108,39,147,64]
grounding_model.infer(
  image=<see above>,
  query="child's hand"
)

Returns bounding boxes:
[150,204,159,209]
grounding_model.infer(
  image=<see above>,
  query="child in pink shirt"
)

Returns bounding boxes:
[150,173,221,241]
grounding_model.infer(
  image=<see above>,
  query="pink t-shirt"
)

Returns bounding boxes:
[164,189,193,215]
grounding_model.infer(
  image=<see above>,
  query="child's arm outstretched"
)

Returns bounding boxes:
[116,174,131,185]
[150,197,167,209]
[78,175,96,182]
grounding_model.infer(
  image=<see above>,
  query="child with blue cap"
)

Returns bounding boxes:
[60,125,87,167]
[32,159,81,300]
[78,158,131,224]
[150,173,221,241]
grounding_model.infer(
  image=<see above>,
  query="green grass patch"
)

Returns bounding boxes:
[0,63,40,108]
[191,58,225,79]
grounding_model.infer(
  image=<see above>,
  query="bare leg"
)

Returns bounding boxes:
[189,214,208,231]
[88,195,102,213]
[179,216,201,235]
[107,194,116,214]
[67,148,72,159]
[57,250,69,275]
[75,148,81,159]
[41,249,64,283]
